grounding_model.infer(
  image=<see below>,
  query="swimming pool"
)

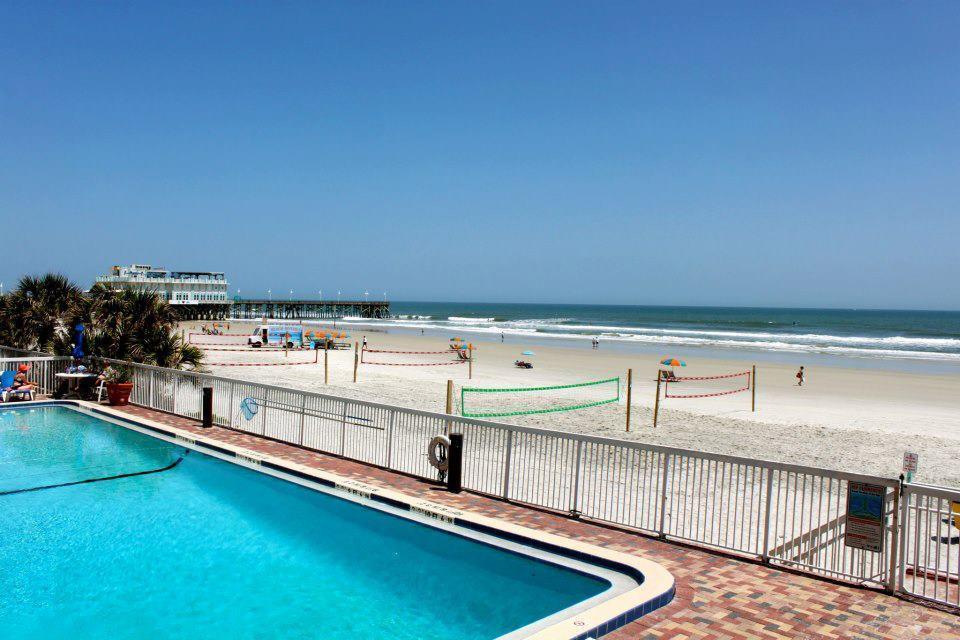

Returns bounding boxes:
[0,403,672,639]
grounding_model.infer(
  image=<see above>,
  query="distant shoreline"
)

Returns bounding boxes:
[214,301,960,375]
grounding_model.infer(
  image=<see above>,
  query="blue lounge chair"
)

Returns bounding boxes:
[1,370,34,402]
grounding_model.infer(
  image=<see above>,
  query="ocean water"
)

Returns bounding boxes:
[0,406,610,640]
[330,302,960,372]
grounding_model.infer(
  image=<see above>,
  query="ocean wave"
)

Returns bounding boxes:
[392,317,960,350]
[324,315,960,361]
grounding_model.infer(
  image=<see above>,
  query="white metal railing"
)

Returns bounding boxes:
[0,356,74,395]
[8,347,958,605]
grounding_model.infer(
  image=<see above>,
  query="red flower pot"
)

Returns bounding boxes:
[106,382,134,406]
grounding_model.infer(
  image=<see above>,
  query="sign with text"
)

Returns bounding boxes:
[845,482,886,553]
[902,452,919,482]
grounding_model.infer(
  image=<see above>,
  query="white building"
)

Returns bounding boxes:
[95,264,230,315]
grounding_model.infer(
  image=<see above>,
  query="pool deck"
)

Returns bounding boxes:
[112,404,959,640]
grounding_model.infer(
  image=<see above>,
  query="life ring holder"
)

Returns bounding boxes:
[427,435,451,472]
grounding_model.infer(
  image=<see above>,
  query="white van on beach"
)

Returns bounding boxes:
[247,324,303,349]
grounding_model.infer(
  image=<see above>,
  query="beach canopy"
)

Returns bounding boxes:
[660,357,685,367]
[522,350,535,356]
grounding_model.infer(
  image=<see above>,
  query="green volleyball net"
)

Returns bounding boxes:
[460,377,620,418]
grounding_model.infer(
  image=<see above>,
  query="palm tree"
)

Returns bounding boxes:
[86,284,204,370]
[0,275,203,371]
[0,274,86,352]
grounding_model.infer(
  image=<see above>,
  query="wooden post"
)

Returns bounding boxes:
[625,368,633,432]
[314,347,319,363]
[653,370,662,428]
[751,364,757,412]
[445,379,454,436]
[324,343,329,384]
[468,345,473,379]
[353,342,359,382]
[284,332,289,357]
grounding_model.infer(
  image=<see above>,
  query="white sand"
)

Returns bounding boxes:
[183,322,960,487]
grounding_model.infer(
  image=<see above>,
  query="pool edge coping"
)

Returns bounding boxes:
[6,400,676,640]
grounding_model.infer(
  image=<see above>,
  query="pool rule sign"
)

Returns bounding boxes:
[844,482,886,553]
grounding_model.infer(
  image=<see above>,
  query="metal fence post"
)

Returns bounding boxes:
[227,381,235,428]
[339,402,348,455]
[886,486,900,593]
[657,453,671,537]
[569,440,583,516]
[761,467,775,563]
[298,394,307,445]
[502,430,514,500]
[385,410,396,469]
[896,482,910,594]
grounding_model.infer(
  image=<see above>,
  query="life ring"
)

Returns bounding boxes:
[428,435,451,472]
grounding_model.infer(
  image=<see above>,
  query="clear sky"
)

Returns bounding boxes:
[1,2,957,309]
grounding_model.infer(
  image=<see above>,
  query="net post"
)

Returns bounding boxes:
[314,347,318,364]
[353,342,358,382]
[625,368,633,432]
[653,370,662,428]
[751,365,757,412]
[468,345,473,379]
[445,379,454,436]
[324,342,329,384]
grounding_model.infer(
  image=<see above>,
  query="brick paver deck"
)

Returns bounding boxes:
[114,404,959,640]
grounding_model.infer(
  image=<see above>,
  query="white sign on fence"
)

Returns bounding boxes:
[902,452,918,482]
[845,482,886,553]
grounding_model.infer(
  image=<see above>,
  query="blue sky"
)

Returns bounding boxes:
[1,2,957,309]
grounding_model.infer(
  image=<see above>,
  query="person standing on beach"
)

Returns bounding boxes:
[501,332,504,342]
[796,366,805,386]
[362,336,368,350]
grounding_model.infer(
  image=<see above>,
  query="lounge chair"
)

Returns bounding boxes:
[0,370,34,402]
[658,370,679,382]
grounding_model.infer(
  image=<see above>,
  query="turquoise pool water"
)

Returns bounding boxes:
[0,405,611,640]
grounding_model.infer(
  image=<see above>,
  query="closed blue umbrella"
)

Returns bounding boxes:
[72,323,85,359]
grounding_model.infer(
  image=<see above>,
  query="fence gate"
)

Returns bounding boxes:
[900,483,960,608]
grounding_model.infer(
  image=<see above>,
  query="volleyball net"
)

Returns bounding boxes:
[360,347,468,367]
[662,370,751,399]
[460,377,620,418]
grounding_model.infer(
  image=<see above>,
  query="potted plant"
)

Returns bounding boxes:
[103,365,134,406]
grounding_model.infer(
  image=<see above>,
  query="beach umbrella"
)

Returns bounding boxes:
[660,357,685,367]
[521,350,535,356]
[72,323,85,359]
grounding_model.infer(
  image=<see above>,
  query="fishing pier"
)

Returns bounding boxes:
[229,299,390,321]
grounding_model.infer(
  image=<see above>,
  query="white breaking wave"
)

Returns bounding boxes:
[326,315,960,362]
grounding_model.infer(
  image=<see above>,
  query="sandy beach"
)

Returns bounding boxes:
[184,322,960,487]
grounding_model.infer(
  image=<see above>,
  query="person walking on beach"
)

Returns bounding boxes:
[362,336,368,350]
[501,332,504,342]
[796,366,805,386]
